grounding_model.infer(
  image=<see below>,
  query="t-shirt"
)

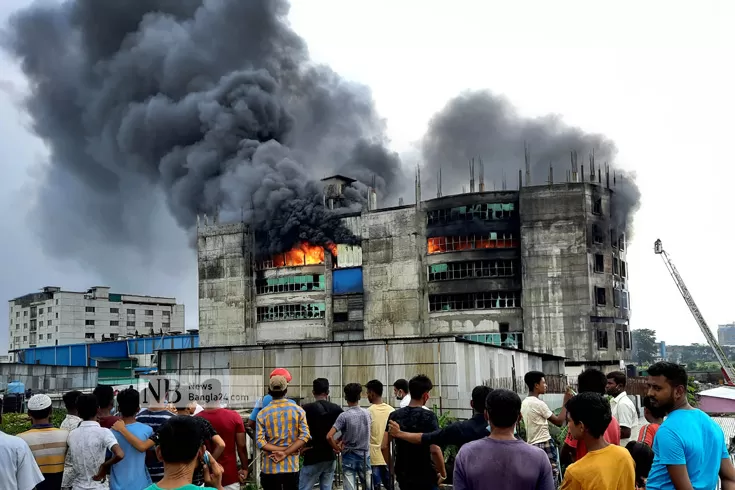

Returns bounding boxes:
[521,396,553,445]
[334,406,371,454]
[99,415,121,429]
[197,408,245,486]
[454,437,554,490]
[66,421,120,489]
[421,413,489,451]
[144,485,216,490]
[111,422,153,490]
[0,431,44,490]
[637,423,660,447]
[17,425,69,490]
[646,408,728,490]
[560,444,635,490]
[610,392,637,447]
[136,409,175,482]
[368,403,394,466]
[302,400,343,466]
[387,406,440,489]
[564,416,621,460]
[249,394,273,421]
[399,396,411,408]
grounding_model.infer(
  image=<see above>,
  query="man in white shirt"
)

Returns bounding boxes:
[520,371,572,487]
[606,371,638,446]
[0,431,44,490]
[393,379,411,408]
[66,393,125,488]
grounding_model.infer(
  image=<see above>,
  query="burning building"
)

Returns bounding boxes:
[198,171,631,368]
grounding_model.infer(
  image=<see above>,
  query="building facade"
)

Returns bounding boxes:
[8,286,185,351]
[198,177,631,366]
[718,324,735,347]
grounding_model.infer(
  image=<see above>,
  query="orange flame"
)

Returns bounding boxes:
[427,236,518,254]
[271,242,338,268]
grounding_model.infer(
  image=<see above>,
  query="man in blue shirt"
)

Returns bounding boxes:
[645,362,735,490]
[247,368,293,431]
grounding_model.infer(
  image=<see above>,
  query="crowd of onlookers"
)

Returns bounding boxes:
[1,361,735,490]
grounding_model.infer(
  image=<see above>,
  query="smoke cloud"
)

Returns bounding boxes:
[2,0,401,259]
[3,0,639,288]
[421,91,640,233]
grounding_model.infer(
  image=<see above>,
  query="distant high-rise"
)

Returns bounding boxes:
[718,324,735,346]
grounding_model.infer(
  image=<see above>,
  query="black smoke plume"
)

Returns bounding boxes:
[421,91,640,233]
[2,0,403,260]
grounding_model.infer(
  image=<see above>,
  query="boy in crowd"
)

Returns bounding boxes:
[521,371,572,485]
[60,390,82,431]
[636,395,665,447]
[135,388,175,483]
[93,385,120,429]
[328,383,372,490]
[18,394,68,490]
[560,393,634,490]
[66,394,124,488]
[366,380,394,490]
[300,378,343,490]
[453,388,554,490]
[109,388,152,490]
[383,375,445,490]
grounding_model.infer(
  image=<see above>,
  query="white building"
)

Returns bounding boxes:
[8,286,185,351]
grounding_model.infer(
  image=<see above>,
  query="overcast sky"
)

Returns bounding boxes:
[1,0,733,352]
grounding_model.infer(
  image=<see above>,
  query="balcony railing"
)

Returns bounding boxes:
[462,332,523,350]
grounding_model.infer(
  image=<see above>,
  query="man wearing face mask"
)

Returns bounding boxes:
[644,362,735,490]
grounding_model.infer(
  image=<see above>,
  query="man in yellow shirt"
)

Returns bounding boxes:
[561,392,635,490]
[366,380,394,490]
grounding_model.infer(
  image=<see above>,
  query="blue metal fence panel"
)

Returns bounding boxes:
[89,341,128,360]
[71,345,88,366]
[333,267,364,294]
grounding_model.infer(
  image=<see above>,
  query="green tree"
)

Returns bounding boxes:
[633,329,658,365]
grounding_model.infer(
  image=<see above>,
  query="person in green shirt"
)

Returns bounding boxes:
[144,416,225,490]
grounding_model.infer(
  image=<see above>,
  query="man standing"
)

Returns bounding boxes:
[17,394,68,490]
[521,371,572,486]
[453,388,554,490]
[60,390,82,431]
[300,378,343,490]
[560,393,635,490]
[561,369,620,466]
[197,378,249,490]
[93,385,120,429]
[256,375,311,490]
[605,371,638,446]
[66,394,125,488]
[365,380,394,490]
[247,368,293,431]
[388,385,492,453]
[136,388,175,484]
[108,389,152,490]
[0,430,44,490]
[645,362,735,489]
[393,379,410,409]
[383,375,445,490]
[328,383,372,490]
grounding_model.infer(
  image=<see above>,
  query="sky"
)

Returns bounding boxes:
[0,0,733,351]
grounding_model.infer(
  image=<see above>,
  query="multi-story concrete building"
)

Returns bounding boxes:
[718,324,735,347]
[8,286,185,351]
[197,174,631,367]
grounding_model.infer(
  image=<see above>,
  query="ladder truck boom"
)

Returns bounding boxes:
[654,239,735,385]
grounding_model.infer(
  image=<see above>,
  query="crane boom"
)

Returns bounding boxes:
[654,239,735,385]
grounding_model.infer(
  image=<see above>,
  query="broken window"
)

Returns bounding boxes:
[428,291,520,312]
[611,229,618,248]
[621,261,627,278]
[256,302,327,322]
[333,312,349,322]
[619,233,626,250]
[613,258,619,276]
[427,260,517,281]
[597,330,608,349]
[594,254,604,273]
[615,330,624,350]
[593,198,602,215]
[613,288,621,308]
[256,274,325,295]
[593,225,604,244]
[624,331,632,350]
[427,233,518,254]
[427,202,516,225]
[595,287,607,306]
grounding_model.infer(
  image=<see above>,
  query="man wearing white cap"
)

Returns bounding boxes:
[18,394,69,490]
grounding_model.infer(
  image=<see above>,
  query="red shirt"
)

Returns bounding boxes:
[564,415,621,460]
[637,423,660,447]
[98,415,120,429]
[197,408,245,486]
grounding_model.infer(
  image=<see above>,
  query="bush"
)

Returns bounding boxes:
[1,408,68,435]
